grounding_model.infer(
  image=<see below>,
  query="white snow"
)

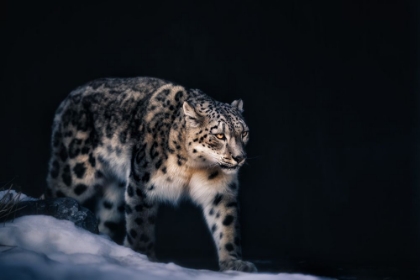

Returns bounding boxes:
[0,192,330,280]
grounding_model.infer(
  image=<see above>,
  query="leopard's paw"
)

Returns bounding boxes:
[219,259,257,272]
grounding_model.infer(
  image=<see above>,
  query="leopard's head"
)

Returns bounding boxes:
[183,97,249,174]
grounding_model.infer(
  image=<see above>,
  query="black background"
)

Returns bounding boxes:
[1,0,419,278]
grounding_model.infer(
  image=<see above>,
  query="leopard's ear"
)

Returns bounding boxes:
[231,99,244,112]
[183,101,203,127]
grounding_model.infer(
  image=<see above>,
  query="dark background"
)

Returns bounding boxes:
[1,0,419,278]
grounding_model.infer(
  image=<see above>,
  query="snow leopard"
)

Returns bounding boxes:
[45,77,256,272]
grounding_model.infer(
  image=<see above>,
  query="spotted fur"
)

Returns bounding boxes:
[45,77,256,272]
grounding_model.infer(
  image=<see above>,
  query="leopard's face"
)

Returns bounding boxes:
[183,99,249,174]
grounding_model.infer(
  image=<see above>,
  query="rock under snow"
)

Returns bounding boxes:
[0,190,98,234]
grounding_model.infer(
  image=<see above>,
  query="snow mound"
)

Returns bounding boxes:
[0,189,38,203]
[0,215,330,280]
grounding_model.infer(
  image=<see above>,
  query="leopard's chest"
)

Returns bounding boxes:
[146,153,235,205]
[146,153,191,203]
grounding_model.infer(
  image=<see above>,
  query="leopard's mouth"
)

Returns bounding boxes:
[219,163,239,170]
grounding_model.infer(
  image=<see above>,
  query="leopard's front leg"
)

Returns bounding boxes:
[202,192,257,272]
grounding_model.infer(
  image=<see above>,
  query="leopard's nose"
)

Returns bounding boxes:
[232,154,246,163]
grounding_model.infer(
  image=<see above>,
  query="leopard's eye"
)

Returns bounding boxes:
[242,131,249,138]
[215,133,225,140]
